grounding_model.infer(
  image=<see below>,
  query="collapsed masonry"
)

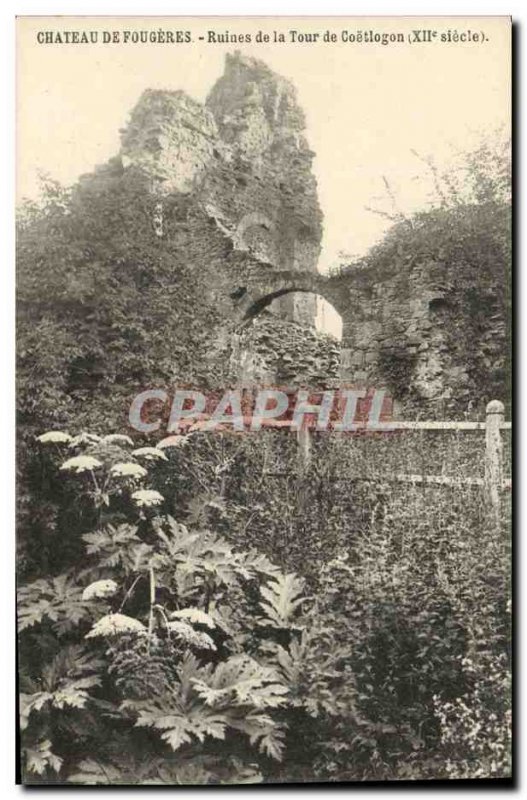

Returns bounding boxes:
[109,51,508,416]
[120,52,322,326]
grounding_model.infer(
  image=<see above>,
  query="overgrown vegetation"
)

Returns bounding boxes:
[17,133,511,783]
[235,310,341,387]
[18,428,511,783]
[338,133,511,413]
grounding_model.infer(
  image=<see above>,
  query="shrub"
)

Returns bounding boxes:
[18,425,512,783]
[18,431,317,784]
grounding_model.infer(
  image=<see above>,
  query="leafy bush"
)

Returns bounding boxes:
[18,424,512,783]
[336,133,511,417]
[18,431,318,784]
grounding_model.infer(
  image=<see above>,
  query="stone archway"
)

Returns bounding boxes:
[231,269,337,324]
[228,269,346,385]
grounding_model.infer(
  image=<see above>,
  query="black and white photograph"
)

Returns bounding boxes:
[15,15,511,785]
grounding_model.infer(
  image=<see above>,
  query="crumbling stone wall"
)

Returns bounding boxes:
[232,247,508,417]
[331,205,510,417]
[233,311,341,388]
[205,53,322,327]
[78,52,508,418]
[119,51,322,330]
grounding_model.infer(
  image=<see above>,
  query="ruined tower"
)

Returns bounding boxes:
[119,51,323,329]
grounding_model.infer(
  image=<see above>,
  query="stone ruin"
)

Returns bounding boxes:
[102,51,509,417]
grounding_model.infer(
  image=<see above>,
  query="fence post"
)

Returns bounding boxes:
[295,426,311,514]
[485,400,504,526]
[297,426,312,474]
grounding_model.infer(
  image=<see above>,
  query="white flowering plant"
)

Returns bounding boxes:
[19,429,316,785]
[20,426,512,784]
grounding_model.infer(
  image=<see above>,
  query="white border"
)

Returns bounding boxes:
[2,2,521,797]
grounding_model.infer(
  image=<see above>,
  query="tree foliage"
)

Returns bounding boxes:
[339,132,511,412]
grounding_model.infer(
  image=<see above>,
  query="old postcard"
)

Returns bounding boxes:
[16,16,511,785]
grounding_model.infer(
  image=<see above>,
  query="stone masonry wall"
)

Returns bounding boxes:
[120,52,322,330]
[98,53,509,417]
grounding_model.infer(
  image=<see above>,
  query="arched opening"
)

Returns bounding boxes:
[242,287,308,322]
[231,289,343,386]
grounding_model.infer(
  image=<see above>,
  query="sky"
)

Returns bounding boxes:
[17,16,511,274]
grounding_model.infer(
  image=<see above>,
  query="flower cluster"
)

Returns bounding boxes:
[110,462,147,479]
[131,489,164,507]
[38,429,166,510]
[60,456,103,474]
